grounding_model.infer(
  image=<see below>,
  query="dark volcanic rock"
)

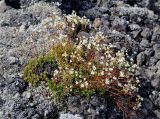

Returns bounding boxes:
[137,52,146,66]
[0,0,160,118]
[153,44,160,60]
[5,0,21,9]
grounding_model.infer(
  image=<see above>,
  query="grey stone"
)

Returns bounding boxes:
[151,27,160,43]
[129,24,141,31]
[143,98,153,110]
[155,96,160,107]
[22,91,31,99]
[0,0,9,13]
[144,48,154,57]
[151,71,160,89]
[154,110,160,119]
[148,57,158,66]
[140,39,150,48]
[17,108,37,119]
[156,69,160,77]
[156,60,160,69]
[5,77,27,94]
[151,78,160,89]
[5,0,21,9]
[141,28,152,38]
[153,44,160,59]
[140,108,148,117]
[59,113,82,119]
[0,97,4,108]
[111,18,127,31]
[128,24,141,38]
[137,52,146,66]
[8,56,18,65]
[145,68,156,79]
[152,0,160,15]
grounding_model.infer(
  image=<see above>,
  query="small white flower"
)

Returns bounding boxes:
[91,70,95,75]
[75,81,79,85]
[69,69,74,74]
[62,52,68,57]
[62,43,66,47]
[105,62,109,66]
[84,81,89,87]
[77,45,81,49]
[105,78,110,85]
[82,39,88,45]
[100,56,105,60]
[108,72,111,75]
[108,54,112,58]
[88,62,92,66]
[100,71,104,75]
[100,61,104,64]
[118,82,122,87]
[54,70,59,76]
[80,84,85,88]
[130,85,136,90]
[109,68,113,71]
[136,79,140,83]
[113,76,117,80]
[87,43,91,49]
[92,65,96,71]
[119,71,124,77]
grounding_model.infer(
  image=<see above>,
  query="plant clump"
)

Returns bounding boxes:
[23,11,142,118]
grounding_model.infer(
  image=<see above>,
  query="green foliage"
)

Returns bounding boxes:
[23,51,57,86]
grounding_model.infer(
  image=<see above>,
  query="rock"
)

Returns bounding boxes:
[5,0,21,9]
[5,77,27,94]
[154,110,160,119]
[140,39,150,48]
[141,28,152,39]
[59,113,82,119]
[140,108,148,117]
[36,100,58,119]
[84,8,102,20]
[148,57,158,66]
[143,98,153,110]
[151,72,160,89]
[128,24,141,38]
[0,0,9,13]
[137,0,151,8]
[153,44,160,59]
[144,48,154,57]
[8,56,19,65]
[151,78,160,89]
[67,96,80,114]
[129,24,141,31]
[111,18,127,32]
[22,91,31,99]
[154,95,160,107]
[0,0,160,118]
[93,18,102,29]
[17,108,37,119]
[124,0,150,8]
[145,68,156,79]
[156,60,160,69]
[151,27,160,43]
[137,52,146,66]
[0,97,5,108]
[151,0,160,15]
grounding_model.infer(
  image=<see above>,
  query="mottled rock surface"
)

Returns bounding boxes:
[0,0,160,119]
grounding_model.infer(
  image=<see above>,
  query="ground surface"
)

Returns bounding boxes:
[0,0,160,119]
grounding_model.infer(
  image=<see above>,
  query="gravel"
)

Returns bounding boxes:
[0,0,160,118]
